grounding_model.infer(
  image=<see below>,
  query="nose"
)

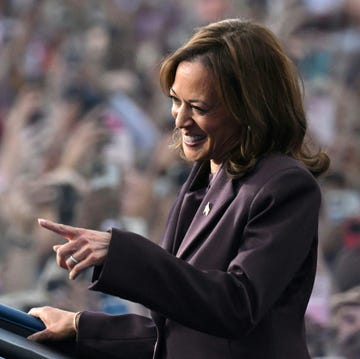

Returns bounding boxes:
[173,104,193,129]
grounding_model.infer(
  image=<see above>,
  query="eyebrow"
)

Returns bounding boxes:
[169,88,211,108]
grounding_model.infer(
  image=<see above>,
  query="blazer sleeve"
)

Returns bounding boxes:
[89,166,321,339]
[76,312,156,359]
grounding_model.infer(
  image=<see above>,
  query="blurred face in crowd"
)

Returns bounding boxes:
[196,0,231,23]
[335,304,360,343]
[170,60,240,173]
[345,0,360,21]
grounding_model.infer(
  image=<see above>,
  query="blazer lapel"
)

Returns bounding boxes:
[160,162,204,253]
[176,166,237,259]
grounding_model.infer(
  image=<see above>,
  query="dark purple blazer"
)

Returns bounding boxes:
[76,154,321,359]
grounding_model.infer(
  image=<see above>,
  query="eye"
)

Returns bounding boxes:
[191,105,207,115]
[169,95,180,105]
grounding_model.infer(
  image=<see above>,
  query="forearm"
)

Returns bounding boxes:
[90,229,256,338]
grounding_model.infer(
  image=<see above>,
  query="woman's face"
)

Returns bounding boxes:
[170,60,240,173]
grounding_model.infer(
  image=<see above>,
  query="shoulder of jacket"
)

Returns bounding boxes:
[235,154,317,197]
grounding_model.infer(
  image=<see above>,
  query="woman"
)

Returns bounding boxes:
[28,19,329,358]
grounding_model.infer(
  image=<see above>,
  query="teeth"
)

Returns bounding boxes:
[183,135,205,143]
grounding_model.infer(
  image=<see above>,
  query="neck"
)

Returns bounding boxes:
[210,160,222,174]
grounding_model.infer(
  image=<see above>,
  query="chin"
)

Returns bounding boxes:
[183,147,210,163]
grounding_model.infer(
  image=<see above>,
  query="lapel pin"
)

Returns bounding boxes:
[203,202,212,216]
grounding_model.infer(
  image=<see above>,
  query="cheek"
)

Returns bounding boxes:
[205,125,227,141]
[213,128,236,147]
[198,119,217,134]
[171,105,177,119]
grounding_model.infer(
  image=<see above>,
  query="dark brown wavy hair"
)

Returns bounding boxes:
[159,19,330,178]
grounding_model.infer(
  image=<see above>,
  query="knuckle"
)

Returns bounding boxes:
[88,253,96,262]
[78,228,86,236]
[78,236,88,246]
[83,247,91,256]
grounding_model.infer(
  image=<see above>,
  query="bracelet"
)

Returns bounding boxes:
[73,311,82,333]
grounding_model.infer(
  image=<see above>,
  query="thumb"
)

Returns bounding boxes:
[27,329,51,342]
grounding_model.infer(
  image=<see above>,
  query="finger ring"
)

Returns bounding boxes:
[69,255,79,265]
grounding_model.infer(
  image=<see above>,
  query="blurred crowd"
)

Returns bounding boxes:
[0,0,359,358]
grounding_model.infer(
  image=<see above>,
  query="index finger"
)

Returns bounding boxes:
[38,218,80,240]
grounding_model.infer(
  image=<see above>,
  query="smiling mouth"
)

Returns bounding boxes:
[183,134,207,145]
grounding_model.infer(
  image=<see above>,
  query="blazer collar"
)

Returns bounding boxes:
[176,162,237,259]
[160,161,204,253]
